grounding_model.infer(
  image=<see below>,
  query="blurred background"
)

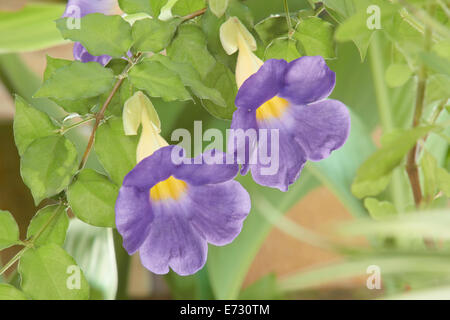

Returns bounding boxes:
[1,0,448,300]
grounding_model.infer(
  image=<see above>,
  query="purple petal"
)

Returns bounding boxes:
[115,186,153,254]
[187,181,251,246]
[289,99,351,161]
[279,56,336,105]
[173,149,239,186]
[63,0,116,17]
[235,59,288,110]
[139,200,208,276]
[73,42,112,66]
[122,145,178,189]
[228,107,259,175]
[249,124,307,192]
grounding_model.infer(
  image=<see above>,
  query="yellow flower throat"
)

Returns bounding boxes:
[255,96,289,121]
[150,176,187,201]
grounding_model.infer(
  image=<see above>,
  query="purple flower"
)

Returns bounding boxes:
[115,146,251,276]
[63,0,117,65]
[230,56,351,191]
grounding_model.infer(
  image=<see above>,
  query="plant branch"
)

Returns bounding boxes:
[78,53,142,170]
[283,0,293,31]
[182,7,207,21]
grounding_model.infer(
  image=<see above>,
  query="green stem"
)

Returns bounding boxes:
[369,33,406,211]
[283,0,293,31]
[0,248,27,277]
[59,116,96,135]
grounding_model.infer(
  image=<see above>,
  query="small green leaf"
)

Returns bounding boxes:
[56,13,133,58]
[129,59,191,101]
[202,62,237,120]
[27,205,68,246]
[209,0,229,18]
[265,37,301,62]
[294,17,335,59]
[0,284,27,300]
[172,0,205,16]
[35,61,115,101]
[352,126,436,198]
[43,56,98,114]
[364,198,397,221]
[95,117,138,185]
[254,15,290,45]
[132,18,180,53]
[13,95,57,156]
[118,0,152,15]
[0,210,20,250]
[20,135,78,205]
[167,24,216,79]
[385,63,413,88]
[150,0,168,17]
[19,244,90,300]
[148,54,225,106]
[68,169,118,228]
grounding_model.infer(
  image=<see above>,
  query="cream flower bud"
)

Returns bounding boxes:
[219,17,263,88]
[123,91,168,163]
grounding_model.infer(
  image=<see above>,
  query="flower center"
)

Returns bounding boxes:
[256,96,289,121]
[150,176,187,201]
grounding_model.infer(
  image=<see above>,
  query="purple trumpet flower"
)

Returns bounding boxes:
[115,146,251,276]
[63,0,116,65]
[229,56,351,191]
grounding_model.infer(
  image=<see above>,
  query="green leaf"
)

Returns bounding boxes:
[132,18,180,53]
[18,244,90,300]
[20,135,78,205]
[13,95,58,156]
[148,54,226,106]
[149,0,168,17]
[385,63,413,88]
[209,0,229,18]
[118,0,152,15]
[264,37,301,62]
[352,126,436,199]
[64,219,118,300]
[43,56,99,114]
[364,198,397,221]
[437,167,450,197]
[0,284,27,300]
[35,61,115,101]
[0,210,20,250]
[27,205,69,247]
[68,169,118,228]
[172,0,205,16]
[426,74,450,104]
[421,151,439,201]
[0,3,66,53]
[167,24,216,79]
[294,17,335,59]
[56,13,133,58]
[95,117,138,185]
[202,62,237,120]
[129,59,191,101]
[254,15,290,45]
[420,51,450,77]
[238,274,283,300]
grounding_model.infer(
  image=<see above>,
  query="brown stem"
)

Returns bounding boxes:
[182,7,207,21]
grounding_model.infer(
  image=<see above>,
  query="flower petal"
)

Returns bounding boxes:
[235,59,288,110]
[279,56,336,105]
[122,145,178,189]
[139,201,208,276]
[174,149,239,185]
[250,123,307,191]
[187,181,251,246]
[115,186,153,254]
[63,0,117,17]
[73,42,112,66]
[290,99,351,161]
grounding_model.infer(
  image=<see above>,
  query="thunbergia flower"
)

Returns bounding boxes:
[63,0,117,65]
[116,92,251,276]
[221,17,351,192]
